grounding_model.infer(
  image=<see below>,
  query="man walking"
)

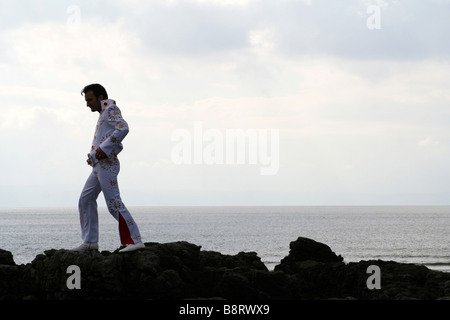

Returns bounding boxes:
[72,84,144,253]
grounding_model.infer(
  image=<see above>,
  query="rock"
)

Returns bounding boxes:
[200,250,268,271]
[280,237,344,264]
[0,249,15,266]
[1,237,450,300]
[274,237,343,274]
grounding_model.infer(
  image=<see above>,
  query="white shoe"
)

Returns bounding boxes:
[119,242,145,253]
[71,242,99,252]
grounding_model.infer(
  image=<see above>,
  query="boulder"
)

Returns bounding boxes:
[275,237,344,274]
[0,249,15,266]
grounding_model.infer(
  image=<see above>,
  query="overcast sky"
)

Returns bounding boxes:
[1,0,450,207]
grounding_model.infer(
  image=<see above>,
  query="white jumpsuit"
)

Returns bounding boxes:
[78,99,142,245]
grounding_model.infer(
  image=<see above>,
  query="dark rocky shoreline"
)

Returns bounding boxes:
[1,237,450,300]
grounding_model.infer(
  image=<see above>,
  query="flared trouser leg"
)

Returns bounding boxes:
[78,160,142,245]
[78,171,102,243]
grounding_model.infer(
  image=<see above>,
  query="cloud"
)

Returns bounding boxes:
[1,18,144,85]
[247,0,450,61]
[1,1,450,206]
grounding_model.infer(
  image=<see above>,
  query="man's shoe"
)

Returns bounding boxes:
[71,242,99,252]
[119,242,145,253]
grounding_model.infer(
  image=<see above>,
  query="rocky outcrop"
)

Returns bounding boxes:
[0,249,15,266]
[1,237,450,300]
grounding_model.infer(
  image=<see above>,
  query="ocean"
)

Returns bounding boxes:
[1,206,450,272]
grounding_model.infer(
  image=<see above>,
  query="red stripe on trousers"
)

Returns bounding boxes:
[119,214,134,245]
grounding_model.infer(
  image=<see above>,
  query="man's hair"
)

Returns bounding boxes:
[81,84,108,100]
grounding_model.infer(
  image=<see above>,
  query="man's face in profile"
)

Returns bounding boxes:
[84,91,103,113]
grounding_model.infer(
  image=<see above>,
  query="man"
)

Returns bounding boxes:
[72,84,144,253]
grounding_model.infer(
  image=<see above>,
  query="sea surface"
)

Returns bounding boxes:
[1,206,450,272]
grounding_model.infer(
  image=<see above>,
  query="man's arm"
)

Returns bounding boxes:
[97,105,129,159]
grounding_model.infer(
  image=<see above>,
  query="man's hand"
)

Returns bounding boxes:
[95,147,108,160]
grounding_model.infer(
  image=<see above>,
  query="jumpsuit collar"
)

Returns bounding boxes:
[100,99,117,113]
